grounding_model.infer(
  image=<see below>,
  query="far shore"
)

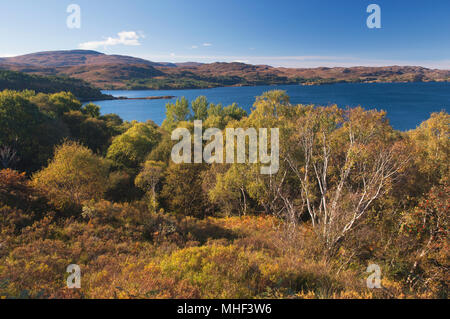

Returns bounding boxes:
[115,95,175,100]
[81,95,175,103]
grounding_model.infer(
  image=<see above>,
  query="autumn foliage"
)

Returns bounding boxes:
[0,90,448,299]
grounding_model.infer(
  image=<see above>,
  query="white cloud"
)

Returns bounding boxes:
[0,53,17,58]
[191,43,212,49]
[79,31,144,50]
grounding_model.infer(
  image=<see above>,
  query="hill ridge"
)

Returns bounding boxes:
[1,50,449,90]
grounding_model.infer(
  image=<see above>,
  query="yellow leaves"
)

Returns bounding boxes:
[107,122,161,169]
[90,269,109,285]
[407,111,450,185]
[0,211,436,299]
[31,141,110,209]
[259,263,281,283]
[295,290,317,299]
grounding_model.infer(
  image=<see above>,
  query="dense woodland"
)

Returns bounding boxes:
[0,70,111,101]
[0,89,448,299]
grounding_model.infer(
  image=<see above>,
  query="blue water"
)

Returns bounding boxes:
[93,82,450,131]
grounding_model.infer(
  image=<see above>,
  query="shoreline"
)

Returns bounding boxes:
[82,95,175,103]
[114,95,175,100]
[99,80,449,93]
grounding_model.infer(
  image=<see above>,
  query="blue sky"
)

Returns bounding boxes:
[1,0,449,68]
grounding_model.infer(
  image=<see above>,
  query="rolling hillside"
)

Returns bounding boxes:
[0,69,112,100]
[1,50,173,67]
[1,50,449,90]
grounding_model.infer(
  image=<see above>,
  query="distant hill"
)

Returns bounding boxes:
[1,50,167,67]
[175,62,205,67]
[0,69,111,101]
[1,50,449,90]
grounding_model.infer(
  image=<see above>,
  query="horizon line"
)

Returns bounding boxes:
[1,49,449,70]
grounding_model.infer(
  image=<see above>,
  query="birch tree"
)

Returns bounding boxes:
[283,106,409,253]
